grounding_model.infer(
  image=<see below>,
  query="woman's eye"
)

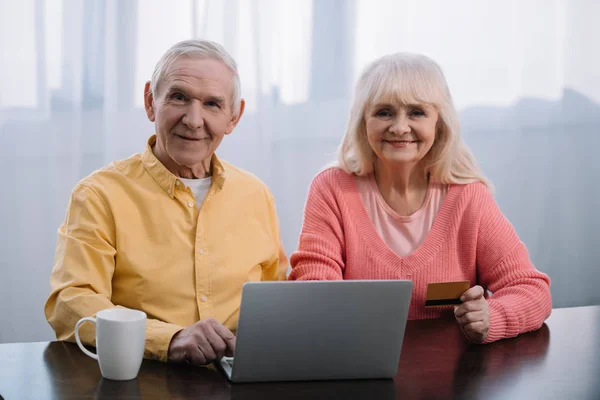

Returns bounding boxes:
[375,109,392,117]
[410,109,425,117]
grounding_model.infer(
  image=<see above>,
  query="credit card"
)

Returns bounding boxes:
[425,281,470,307]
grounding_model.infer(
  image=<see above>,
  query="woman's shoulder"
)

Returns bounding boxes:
[446,180,496,212]
[310,166,356,192]
[449,180,491,195]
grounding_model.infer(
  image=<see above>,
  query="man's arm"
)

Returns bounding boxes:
[44,183,183,362]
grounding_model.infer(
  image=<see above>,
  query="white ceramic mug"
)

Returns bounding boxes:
[74,308,147,381]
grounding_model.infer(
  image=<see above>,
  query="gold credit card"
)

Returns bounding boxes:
[425,281,470,307]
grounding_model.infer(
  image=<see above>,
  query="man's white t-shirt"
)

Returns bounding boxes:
[180,177,212,208]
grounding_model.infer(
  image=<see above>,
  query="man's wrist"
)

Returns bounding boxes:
[167,329,185,362]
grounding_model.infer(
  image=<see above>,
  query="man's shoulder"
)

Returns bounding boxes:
[220,159,273,197]
[75,153,143,192]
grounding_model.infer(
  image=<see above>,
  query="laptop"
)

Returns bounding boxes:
[217,280,413,383]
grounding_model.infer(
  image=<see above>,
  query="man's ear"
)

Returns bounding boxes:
[144,81,156,122]
[225,99,246,135]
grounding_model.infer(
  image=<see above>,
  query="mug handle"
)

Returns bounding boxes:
[74,317,99,360]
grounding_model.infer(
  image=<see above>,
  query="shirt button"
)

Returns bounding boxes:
[175,181,180,186]
[167,189,172,194]
[188,201,194,207]
[198,249,204,255]
[201,296,207,302]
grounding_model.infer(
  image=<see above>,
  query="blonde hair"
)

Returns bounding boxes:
[337,52,491,189]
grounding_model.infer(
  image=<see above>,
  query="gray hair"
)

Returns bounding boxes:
[149,39,242,118]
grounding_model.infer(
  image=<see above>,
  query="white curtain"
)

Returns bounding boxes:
[1,0,599,343]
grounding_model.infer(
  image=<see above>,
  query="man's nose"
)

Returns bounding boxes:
[182,100,204,129]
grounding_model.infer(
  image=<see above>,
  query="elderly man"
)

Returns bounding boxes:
[45,39,287,365]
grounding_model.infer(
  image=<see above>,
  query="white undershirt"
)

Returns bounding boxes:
[180,177,212,208]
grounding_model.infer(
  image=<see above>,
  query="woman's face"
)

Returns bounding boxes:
[364,100,439,168]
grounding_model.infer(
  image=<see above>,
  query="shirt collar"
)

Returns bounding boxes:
[141,135,226,198]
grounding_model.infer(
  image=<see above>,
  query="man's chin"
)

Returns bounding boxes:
[173,155,210,167]
[168,147,211,166]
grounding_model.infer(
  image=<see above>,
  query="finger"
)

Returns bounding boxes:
[461,285,485,302]
[205,325,228,360]
[169,347,185,364]
[463,321,487,339]
[454,300,484,318]
[456,310,485,326]
[186,343,207,366]
[464,320,486,331]
[212,321,237,354]
[454,305,466,319]
[195,331,217,362]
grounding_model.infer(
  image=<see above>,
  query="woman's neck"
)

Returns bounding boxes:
[374,161,429,216]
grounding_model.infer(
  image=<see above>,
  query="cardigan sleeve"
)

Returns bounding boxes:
[474,184,552,343]
[288,170,346,280]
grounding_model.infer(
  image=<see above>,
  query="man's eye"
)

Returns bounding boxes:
[206,101,220,108]
[171,93,186,101]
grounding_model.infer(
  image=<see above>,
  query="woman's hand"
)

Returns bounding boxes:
[454,285,490,343]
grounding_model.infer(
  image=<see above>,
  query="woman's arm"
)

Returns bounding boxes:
[475,185,552,343]
[288,171,346,280]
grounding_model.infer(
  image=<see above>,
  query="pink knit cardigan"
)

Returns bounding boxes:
[289,168,552,343]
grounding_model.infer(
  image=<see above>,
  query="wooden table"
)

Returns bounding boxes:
[1,306,599,399]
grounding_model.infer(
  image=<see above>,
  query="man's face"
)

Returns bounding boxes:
[145,57,242,172]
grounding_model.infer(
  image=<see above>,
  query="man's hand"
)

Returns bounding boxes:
[454,285,490,343]
[168,318,236,365]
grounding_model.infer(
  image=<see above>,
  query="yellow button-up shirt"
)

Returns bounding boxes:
[45,136,287,362]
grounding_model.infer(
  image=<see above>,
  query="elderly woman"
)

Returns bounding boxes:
[288,53,551,343]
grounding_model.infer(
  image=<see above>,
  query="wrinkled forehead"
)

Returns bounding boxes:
[159,55,234,96]
[366,64,443,109]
